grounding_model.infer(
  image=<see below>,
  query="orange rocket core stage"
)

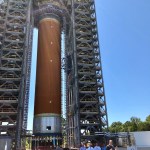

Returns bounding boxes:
[34,18,61,115]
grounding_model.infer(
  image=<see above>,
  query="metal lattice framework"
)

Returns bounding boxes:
[66,0,108,147]
[0,0,108,148]
[0,0,32,149]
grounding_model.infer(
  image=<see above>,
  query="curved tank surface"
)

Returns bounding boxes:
[33,18,61,135]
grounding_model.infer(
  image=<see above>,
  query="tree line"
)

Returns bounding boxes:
[108,115,150,132]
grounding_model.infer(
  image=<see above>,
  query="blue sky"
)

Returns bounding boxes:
[95,0,150,125]
[27,0,150,130]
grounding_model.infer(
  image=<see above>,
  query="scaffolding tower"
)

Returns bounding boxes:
[0,0,32,149]
[66,0,108,147]
[0,0,108,149]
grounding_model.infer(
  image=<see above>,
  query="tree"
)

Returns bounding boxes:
[130,117,141,131]
[130,117,141,124]
[108,115,150,132]
[123,121,132,132]
[146,115,150,123]
[109,121,123,133]
[138,122,150,131]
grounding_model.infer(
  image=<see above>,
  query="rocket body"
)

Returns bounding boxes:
[33,18,61,135]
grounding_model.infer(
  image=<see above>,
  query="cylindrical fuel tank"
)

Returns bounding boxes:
[33,17,61,135]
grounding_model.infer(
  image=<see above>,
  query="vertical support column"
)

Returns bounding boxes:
[71,0,81,147]
[0,0,32,149]
[66,0,108,146]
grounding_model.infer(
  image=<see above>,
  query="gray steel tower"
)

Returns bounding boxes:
[66,0,108,147]
[0,0,32,149]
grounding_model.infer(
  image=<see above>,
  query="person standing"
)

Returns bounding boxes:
[94,143,101,150]
[106,140,115,150]
[101,143,106,150]
[80,143,86,150]
[87,143,94,150]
